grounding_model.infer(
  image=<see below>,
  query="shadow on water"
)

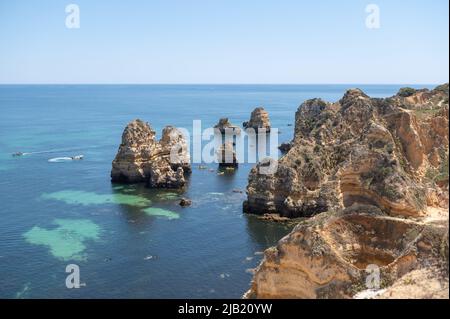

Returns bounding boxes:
[216,166,238,182]
[244,214,295,251]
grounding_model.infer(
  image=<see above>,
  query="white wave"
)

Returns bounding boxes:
[48,157,74,163]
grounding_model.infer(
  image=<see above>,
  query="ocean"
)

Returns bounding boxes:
[0,84,435,298]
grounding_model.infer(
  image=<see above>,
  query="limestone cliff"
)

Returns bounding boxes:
[244,84,449,218]
[244,84,449,299]
[214,118,241,134]
[243,107,271,132]
[111,119,191,188]
[245,204,449,299]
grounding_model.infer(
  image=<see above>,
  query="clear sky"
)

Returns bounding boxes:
[0,0,448,84]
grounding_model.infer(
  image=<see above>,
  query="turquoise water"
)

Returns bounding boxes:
[0,84,434,298]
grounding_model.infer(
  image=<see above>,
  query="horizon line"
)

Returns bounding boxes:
[0,82,446,86]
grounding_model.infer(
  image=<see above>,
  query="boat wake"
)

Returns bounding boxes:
[48,157,74,163]
[23,145,109,155]
[48,155,84,163]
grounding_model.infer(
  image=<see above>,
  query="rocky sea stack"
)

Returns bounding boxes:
[244,84,449,299]
[214,118,241,134]
[217,142,239,168]
[111,119,191,188]
[243,107,271,132]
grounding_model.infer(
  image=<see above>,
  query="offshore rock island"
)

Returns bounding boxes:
[243,107,271,132]
[244,84,449,299]
[111,119,191,188]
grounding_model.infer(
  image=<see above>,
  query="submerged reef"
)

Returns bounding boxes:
[41,190,152,207]
[23,219,101,261]
[143,207,180,220]
[40,188,186,222]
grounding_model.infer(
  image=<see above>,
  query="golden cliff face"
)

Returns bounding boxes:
[111,119,191,187]
[243,107,271,132]
[245,204,448,299]
[245,84,449,218]
[244,84,449,299]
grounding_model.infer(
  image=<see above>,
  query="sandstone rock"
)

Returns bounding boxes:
[375,268,449,299]
[110,119,158,183]
[214,118,241,135]
[397,84,448,108]
[179,198,192,207]
[111,119,191,188]
[147,161,186,188]
[245,204,449,299]
[243,107,271,132]
[257,214,291,222]
[244,84,449,299]
[216,142,238,168]
[244,84,449,219]
[159,125,191,174]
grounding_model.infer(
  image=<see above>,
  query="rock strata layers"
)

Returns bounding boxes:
[243,107,271,132]
[245,204,449,299]
[244,84,449,299]
[244,84,449,219]
[111,119,191,188]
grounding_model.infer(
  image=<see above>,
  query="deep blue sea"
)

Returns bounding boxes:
[0,84,434,298]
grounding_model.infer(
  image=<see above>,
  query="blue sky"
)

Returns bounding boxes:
[0,0,448,84]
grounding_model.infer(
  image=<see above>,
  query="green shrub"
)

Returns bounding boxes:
[398,87,416,97]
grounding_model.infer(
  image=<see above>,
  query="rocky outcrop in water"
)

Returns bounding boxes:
[217,142,238,168]
[159,125,192,174]
[214,118,241,135]
[111,119,191,188]
[243,107,271,132]
[244,84,449,299]
[179,198,192,207]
